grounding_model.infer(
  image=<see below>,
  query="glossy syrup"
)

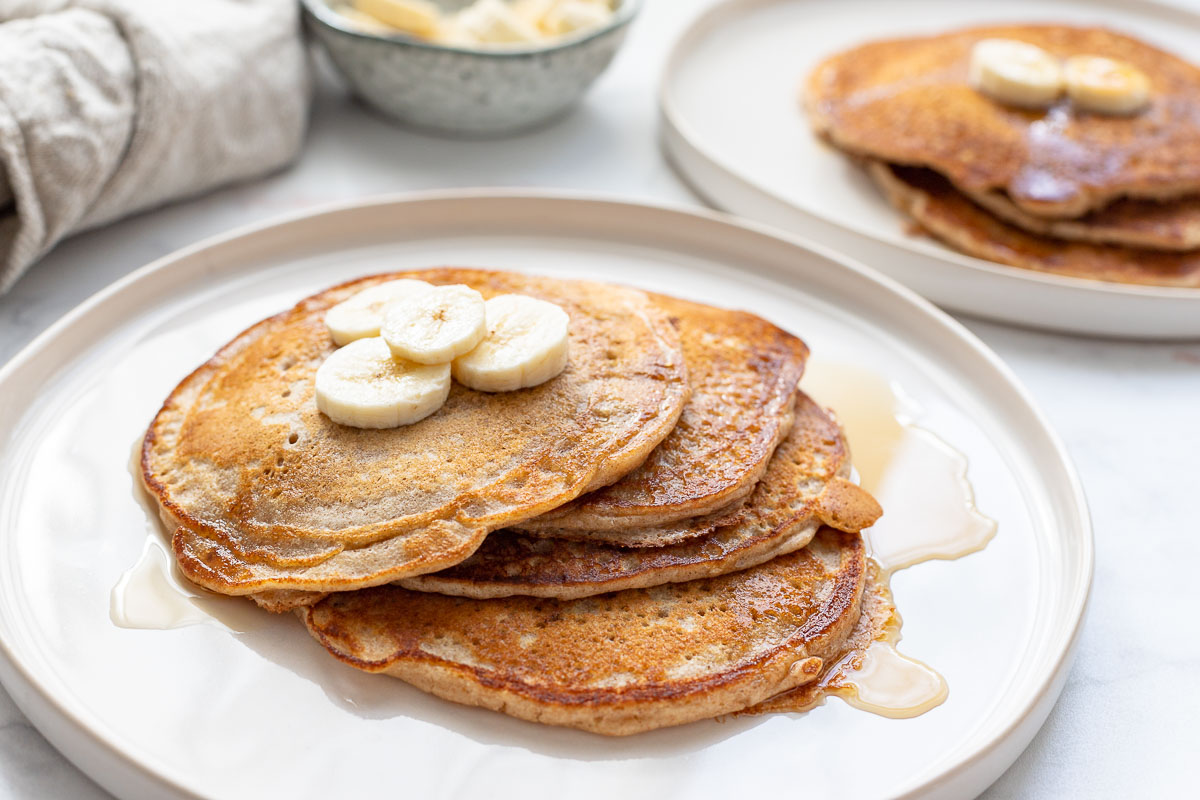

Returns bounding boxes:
[756,618,949,719]
[803,359,997,572]
[773,357,998,718]
[827,642,948,719]
[111,439,262,632]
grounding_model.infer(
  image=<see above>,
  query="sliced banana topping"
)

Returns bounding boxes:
[315,337,451,429]
[352,0,441,38]
[381,284,487,364]
[338,0,614,47]
[324,279,435,346]
[318,282,571,427]
[512,0,558,28]
[969,38,1064,109]
[452,294,570,393]
[541,0,611,36]
[456,0,541,44]
[434,16,476,47]
[331,5,400,34]
[1064,55,1151,115]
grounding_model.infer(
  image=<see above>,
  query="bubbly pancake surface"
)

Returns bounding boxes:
[808,25,1200,218]
[401,393,881,599]
[520,295,808,532]
[303,529,867,736]
[870,162,1200,287]
[144,269,690,595]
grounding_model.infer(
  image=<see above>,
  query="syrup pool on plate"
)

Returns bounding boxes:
[803,358,997,572]
[829,641,949,719]
[786,357,998,718]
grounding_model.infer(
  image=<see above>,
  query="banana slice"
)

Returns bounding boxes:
[452,294,570,392]
[456,0,541,45]
[1065,55,1151,115]
[381,284,487,364]
[333,5,401,34]
[324,279,434,346]
[435,16,477,47]
[512,0,557,28]
[353,0,441,38]
[969,38,1064,109]
[542,0,612,37]
[315,337,451,428]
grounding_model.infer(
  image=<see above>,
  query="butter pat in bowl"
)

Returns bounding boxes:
[302,0,640,135]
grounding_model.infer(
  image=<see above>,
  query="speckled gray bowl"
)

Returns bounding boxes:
[302,0,641,136]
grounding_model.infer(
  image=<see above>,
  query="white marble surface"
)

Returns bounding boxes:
[1,1,1199,797]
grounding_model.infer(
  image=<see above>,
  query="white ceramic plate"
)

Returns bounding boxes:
[660,0,1200,339]
[0,193,1090,799]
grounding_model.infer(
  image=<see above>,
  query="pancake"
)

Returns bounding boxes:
[302,528,867,736]
[520,296,807,532]
[968,186,1200,251]
[489,496,753,550]
[143,269,690,596]
[868,161,1200,287]
[808,25,1200,218]
[401,393,881,599]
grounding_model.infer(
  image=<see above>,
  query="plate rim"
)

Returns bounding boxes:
[0,190,1093,800]
[658,0,1200,313]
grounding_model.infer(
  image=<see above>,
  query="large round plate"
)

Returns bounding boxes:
[0,193,1090,799]
[660,0,1200,339]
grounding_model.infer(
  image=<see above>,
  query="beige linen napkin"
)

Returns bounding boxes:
[0,0,311,293]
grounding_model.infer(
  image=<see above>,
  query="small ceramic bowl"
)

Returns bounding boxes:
[301,0,642,136]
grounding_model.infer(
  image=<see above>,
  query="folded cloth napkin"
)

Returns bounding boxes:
[0,0,311,293]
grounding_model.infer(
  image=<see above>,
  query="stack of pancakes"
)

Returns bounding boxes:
[142,268,885,735]
[807,24,1200,287]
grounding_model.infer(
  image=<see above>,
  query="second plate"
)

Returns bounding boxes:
[661,0,1200,339]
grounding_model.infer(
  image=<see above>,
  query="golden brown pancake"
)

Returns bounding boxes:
[401,393,880,599]
[967,186,1200,251]
[808,25,1200,218]
[302,528,867,736]
[869,161,1200,287]
[520,295,807,532]
[144,269,690,596]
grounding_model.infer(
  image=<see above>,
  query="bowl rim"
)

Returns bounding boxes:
[301,0,643,57]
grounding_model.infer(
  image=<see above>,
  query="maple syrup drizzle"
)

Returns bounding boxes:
[827,642,948,719]
[782,357,997,718]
